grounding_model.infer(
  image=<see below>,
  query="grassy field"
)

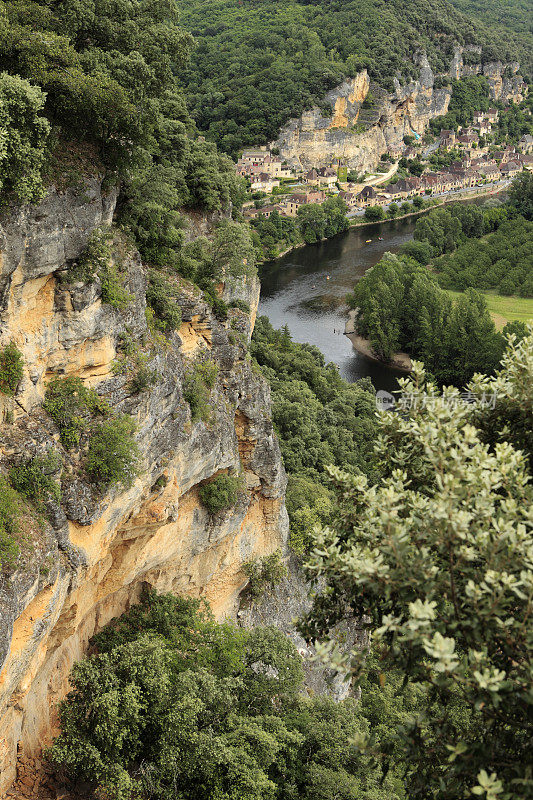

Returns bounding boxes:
[446,290,533,329]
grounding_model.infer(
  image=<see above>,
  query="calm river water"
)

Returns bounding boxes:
[258,195,503,392]
[259,217,418,392]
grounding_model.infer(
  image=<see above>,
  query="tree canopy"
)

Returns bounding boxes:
[301,330,533,799]
[174,0,527,156]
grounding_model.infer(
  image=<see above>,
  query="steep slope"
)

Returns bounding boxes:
[176,0,529,155]
[274,52,525,172]
[0,181,287,795]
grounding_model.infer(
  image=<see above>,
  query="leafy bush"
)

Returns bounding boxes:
[183,361,218,423]
[0,72,50,203]
[48,590,405,800]
[127,365,156,395]
[198,473,241,515]
[146,271,182,332]
[84,415,140,490]
[242,549,287,598]
[65,229,131,309]
[229,299,250,313]
[0,477,21,570]
[43,376,110,449]
[0,342,23,396]
[9,452,61,508]
[364,205,384,221]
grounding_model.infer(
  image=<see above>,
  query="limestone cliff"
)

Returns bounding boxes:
[275,53,526,173]
[0,180,288,795]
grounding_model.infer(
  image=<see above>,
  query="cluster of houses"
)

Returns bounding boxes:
[345,145,531,210]
[238,107,533,220]
[245,141,531,219]
[235,147,294,193]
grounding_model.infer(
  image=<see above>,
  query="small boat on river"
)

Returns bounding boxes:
[365,239,372,243]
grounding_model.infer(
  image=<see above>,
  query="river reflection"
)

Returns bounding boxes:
[259,218,419,392]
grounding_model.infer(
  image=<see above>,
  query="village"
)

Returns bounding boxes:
[236,107,533,222]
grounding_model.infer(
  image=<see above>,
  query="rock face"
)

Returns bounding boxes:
[0,182,288,795]
[275,54,525,173]
[239,556,366,703]
[275,62,450,172]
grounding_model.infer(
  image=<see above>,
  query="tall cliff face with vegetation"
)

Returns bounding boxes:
[0,181,288,795]
[275,51,526,173]
[175,0,530,156]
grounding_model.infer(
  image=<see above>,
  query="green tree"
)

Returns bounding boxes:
[364,205,384,221]
[48,591,402,799]
[0,72,49,202]
[508,171,533,220]
[302,333,533,799]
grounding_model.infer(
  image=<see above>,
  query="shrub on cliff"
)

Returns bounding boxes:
[44,376,110,449]
[0,477,21,570]
[9,452,61,509]
[84,415,140,490]
[0,342,23,396]
[0,72,50,203]
[65,229,132,309]
[242,549,287,598]
[183,360,218,423]
[146,271,182,333]
[198,473,241,515]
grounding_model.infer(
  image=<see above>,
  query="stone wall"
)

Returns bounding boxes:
[0,183,287,795]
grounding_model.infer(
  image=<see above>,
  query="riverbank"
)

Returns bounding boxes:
[347,182,510,230]
[344,310,412,372]
[257,182,508,265]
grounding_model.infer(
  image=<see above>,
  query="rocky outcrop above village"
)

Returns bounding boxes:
[275,53,525,173]
[0,181,288,795]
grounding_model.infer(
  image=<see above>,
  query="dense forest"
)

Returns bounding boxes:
[175,0,529,155]
[251,318,377,552]
[47,591,418,800]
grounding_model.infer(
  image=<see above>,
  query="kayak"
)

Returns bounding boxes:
[365,239,372,243]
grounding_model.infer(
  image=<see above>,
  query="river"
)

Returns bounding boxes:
[258,217,419,392]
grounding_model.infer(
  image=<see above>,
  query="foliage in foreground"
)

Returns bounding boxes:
[47,591,409,800]
[301,331,533,799]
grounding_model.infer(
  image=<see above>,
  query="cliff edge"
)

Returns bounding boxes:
[0,179,288,795]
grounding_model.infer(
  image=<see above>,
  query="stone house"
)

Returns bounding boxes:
[500,160,523,178]
[356,185,377,207]
[317,167,338,188]
[518,134,533,154]
[478,163,500,181]
[304,169,319,185]
[245,204,280,220]
[250,172,280,193]
[338,191,358,209]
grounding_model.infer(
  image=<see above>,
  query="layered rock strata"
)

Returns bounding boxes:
[0,181,287,795]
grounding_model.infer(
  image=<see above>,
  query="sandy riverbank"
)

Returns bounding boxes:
[344,310,412,372]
